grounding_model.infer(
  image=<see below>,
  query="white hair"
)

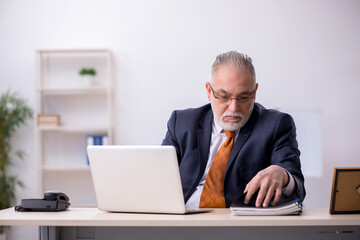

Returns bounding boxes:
[210,51,256,82]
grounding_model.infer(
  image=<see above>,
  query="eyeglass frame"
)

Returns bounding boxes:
[208,83,256,104]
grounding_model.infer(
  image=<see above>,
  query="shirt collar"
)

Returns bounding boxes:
[213,119,223,134]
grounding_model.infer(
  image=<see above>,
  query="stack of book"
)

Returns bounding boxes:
[37,114,60,127]
[86,135,109,164]
[230,192,303,216]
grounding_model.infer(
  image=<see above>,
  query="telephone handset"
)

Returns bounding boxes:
[15,191,71,212]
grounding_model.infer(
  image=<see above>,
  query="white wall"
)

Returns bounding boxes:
[1,0,359,239]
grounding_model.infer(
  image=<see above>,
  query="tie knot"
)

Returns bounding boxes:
[224,130,235,138]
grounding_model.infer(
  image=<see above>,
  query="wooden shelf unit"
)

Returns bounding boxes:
[35,49,113,207]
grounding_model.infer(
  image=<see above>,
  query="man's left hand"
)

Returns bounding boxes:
[243,165,289,207]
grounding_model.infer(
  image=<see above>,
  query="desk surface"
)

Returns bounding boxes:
[0,208,359,227]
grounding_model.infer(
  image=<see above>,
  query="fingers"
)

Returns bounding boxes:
[255,185,268,207]
[259,184,274,208]
[243,176,260,205]
[261,184,283,207]
[271,188,282,206]
[243,165,287,207]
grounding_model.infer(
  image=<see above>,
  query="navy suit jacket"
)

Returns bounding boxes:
[162,103,305,207]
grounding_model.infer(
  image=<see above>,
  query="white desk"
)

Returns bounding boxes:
[1,207,360,240]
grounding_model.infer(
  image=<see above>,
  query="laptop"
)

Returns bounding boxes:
[87,145,212,214]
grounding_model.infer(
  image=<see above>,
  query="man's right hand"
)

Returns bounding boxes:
[243,165,289,207]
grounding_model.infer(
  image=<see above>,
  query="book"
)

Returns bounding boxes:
[86,135,109,165]
[37,122,59,127]
[230,192,303,216]
[37,114,60,126]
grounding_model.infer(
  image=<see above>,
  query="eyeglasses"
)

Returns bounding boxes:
[209,83,256,103]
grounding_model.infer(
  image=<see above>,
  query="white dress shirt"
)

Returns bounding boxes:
[185,120,295,208]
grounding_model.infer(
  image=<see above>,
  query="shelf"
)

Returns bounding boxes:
[36,49,113,212]
[37,125,109,133]
[38,87,108,95]
[41,165,90,172]
[38,49,110,54]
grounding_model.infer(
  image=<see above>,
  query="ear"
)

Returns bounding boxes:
[253,83,259,101]
[205,82,212,101]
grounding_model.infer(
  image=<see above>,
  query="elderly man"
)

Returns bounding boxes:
[162,51,305,208]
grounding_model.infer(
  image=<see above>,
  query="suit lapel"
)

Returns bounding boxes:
[195,103,260,175]
[225,105,259,173]
[197,108,213,171]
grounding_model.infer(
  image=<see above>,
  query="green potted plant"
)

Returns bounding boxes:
[78,67,97,87]
[0,90,33,236]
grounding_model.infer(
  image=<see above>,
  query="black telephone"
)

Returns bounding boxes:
[15,191,71,212]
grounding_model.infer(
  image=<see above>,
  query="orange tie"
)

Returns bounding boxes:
[199,130,235,208]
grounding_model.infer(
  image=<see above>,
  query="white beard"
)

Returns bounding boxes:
[212,103,254,131]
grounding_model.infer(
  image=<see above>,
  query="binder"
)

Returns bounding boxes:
[230,191,302,216]
[86,135,109,165]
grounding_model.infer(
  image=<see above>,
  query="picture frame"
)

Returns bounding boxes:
[329,167,360,214]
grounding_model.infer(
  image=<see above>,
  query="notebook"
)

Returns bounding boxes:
[87,145,212,214]
[230,191,302,216]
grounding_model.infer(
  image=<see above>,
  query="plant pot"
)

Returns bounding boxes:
[0,232,6,240]
[80,75,94,87]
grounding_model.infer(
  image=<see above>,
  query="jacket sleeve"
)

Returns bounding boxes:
[161,111,182,164]
[271,113,306,202]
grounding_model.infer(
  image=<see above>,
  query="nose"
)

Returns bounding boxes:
[227,98,241,112]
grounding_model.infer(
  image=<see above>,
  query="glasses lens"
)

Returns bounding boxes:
[210,83,254,103]
[218,95,230,103]
[238,96,251,103]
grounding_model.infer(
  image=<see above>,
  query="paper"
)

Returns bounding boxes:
[230,200,302,216]
[230,192,302,216]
